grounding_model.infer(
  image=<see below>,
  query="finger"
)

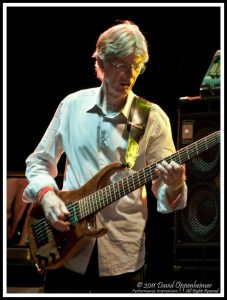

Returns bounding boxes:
[170,161,183,172]
[47,212,71,232]
[162,160,181,173]
[155,165,168,182]
[170,162,186,180]
[162,161,184,179]
[158,162,174,181]
[52,206,64,218]
[52,206,69,221]
[156,162,168,174]
[60,202,70,216]
[47,210,58,224]
[53,221,71,232]
[56,219,71,232]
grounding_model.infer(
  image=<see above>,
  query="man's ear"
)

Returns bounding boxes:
[97,57,104,70]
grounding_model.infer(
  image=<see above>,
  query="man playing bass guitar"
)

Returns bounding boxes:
[23,20,187,293]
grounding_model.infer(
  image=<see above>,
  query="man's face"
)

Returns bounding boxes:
[102,54,144,100]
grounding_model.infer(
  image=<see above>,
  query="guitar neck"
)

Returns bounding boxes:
[73,130,220,220]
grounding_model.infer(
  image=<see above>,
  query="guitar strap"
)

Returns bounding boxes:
[125,96,151,168]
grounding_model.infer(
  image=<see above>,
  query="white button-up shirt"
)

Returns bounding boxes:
[23,86,187,276]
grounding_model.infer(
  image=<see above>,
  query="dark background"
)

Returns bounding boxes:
[7,6,220,172]
[6,5,221,288]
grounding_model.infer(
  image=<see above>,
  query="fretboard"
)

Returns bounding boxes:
[70,130,220,221]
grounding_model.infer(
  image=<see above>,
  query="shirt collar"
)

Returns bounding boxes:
[121,90,135,119]
[85,86,103,113]
[86,85,136,120]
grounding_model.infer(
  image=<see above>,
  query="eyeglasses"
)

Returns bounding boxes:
[110,61,146,74]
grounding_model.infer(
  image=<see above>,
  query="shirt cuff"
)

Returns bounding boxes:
[22,174,59,203]
[157,182,187,213]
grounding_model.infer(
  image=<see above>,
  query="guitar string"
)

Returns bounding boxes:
[32,132,219,246]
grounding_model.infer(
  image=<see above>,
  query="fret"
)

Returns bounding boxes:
[74,202,81,220]
[69,204,78,226]
[147,166,154,182]
[188,143,195,158]
[206,136,211,148]
[107,186,111,202]
[120,180,125,196]
[195,141,199,155]
[123,180,128,195]
[145,168,151,184]
[95,189,103,211]
[143,167,149,183]
[178,151,182,164]
[98,190,101,209]
[111,183,116,200]
[186,146,190,160]
[132,174,135,190]
[167,155,172,164]
[99,190,104,210]
[100,189,105,210]
[79,198,84,218]
[133,172,140,190]
[127,179,132,193]
[105,186,110,205]
[138,173,142,186]
[91,194,96,213]
[147,165,153,181]
[104,188,108,206]
[168,154,172,164]
[85,195,90,216]
[87,195,92,215]
[101,188,106,208]
[121,179,125,196]
[123,177,129,195]
[96,191,101,211]
[115,182,120,197]
[126,176,130,194]
[207,138,212,147]
[85,196,90,215]
[78,198,83,219]
[131,176,136,190]
[142,169,146,183]
[139,170,144,186]
[119,180,123,196]
[135,172,140,187]
[103,189,107,208]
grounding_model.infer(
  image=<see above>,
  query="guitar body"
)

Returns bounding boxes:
[27,161,124,271]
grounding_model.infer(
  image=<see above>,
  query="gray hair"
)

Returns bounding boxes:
[92,20,149,81]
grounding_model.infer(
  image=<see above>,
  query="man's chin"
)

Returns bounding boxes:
[117,86,131,97]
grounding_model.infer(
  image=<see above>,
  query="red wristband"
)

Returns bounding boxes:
[37,186,54,203]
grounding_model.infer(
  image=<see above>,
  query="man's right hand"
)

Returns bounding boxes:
[40,190,71,232]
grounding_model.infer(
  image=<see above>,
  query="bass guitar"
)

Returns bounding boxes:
[27,130,220,271]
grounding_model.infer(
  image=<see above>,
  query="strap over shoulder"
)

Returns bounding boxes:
[125,96,151,168]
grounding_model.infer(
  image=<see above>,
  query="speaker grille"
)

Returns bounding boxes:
[187,119,220,179]
[177,183,220,243]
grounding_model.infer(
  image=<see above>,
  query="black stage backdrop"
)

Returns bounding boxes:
[6,5,221,286]
[7,6,220,172]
